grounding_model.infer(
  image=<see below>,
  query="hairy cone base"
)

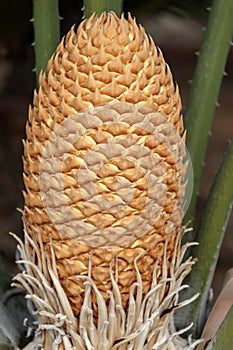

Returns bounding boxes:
[23,12,185,316]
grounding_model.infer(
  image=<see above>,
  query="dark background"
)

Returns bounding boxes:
[0,0,232,299]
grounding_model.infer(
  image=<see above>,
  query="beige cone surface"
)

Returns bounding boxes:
[23,12,186,316]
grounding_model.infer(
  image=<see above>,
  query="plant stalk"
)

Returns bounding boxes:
[210,305,233,350]
[184,0,233,224]
[176,140,233,336]
[83,0,123,17]
[83,0,108,17]
[107,0,123,15]
[32,0,60,83]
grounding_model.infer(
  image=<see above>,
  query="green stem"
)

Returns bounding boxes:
[83,0,123,17]
[211,305,233,350]
[184,0,233,223]
[176,140,233,336]
[32,0,60,83]
[107,0,123,15]
[83,0,108,17]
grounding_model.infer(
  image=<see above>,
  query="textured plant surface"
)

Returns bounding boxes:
[12,228,202,349]
[23,12,187,320]
[0,0,232,349]
[15,10,196,350]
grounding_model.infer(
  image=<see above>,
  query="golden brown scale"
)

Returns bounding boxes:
[23,12,185,317]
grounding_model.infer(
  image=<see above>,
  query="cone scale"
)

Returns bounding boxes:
[15,11,200,349]
[22,12,186,315]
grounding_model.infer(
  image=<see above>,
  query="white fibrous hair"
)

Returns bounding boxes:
[12,227,203,350]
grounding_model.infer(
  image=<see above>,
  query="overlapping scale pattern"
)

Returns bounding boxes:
[23,12,186,316]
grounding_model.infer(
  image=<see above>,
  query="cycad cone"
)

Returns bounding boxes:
[23,12,186,317]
